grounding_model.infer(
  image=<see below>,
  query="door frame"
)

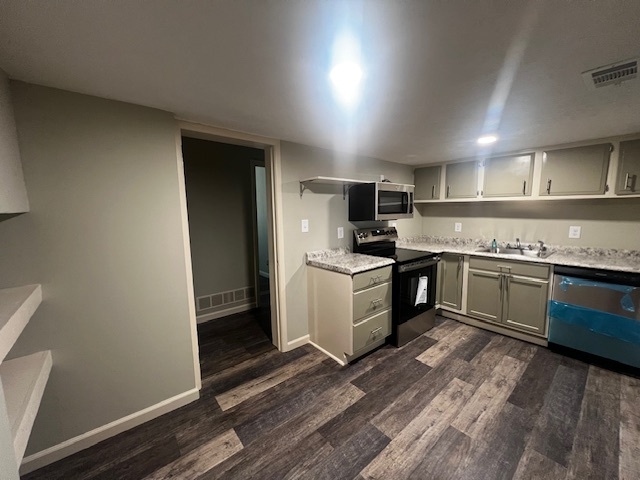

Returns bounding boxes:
[250,159,268,304]
[174,121,288,371]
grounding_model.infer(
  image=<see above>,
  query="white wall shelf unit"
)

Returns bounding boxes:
[0,351,53,465]
[0,285,42,363]
[299,176,372,199]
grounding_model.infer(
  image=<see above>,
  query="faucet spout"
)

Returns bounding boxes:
[516,238,521,249]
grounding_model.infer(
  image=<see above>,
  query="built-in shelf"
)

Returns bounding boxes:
[0,285,42,363]
[299,176,372,198]
[0,350,52,464]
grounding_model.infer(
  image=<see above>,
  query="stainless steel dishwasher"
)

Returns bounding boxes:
[549,265,640,368]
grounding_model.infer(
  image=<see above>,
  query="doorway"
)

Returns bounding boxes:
[180,132,279,347]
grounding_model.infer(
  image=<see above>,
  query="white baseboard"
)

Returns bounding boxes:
[284,334,309,351]
[196,303,256,324]
[20,388,200,475]
[308,341,347,366]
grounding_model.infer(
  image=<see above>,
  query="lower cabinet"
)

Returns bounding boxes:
[438,253,464,310]
[466,258,550,336]
[308,265,392,364]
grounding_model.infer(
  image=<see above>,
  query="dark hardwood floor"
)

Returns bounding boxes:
[24,312,640,479]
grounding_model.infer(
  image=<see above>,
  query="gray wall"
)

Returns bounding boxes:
[0,83,196,454]
[418,199,640,250]
[182,137,263,307]
[0,68,29,214]
[256,166,269,276]
[280,141,423,342]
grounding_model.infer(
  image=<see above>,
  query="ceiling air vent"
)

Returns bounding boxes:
[582,58,638,89]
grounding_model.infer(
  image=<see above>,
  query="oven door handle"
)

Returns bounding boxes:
[397,257,440,273]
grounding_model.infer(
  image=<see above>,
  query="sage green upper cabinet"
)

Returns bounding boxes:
[483,153,534,197]
[539,143,612,196]
[615,139,640,195]
[445,160,478,199]
[414,165,441,200]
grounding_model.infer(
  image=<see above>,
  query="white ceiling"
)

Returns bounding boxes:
[1,1,639,165]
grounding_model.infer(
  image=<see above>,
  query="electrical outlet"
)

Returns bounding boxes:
[568,225,581,239]
[337,227,344,239]
[301,219,309,233]
[454,222,462,232]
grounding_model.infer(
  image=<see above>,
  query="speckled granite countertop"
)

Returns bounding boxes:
[398,236,640,274]
[305,247,395,275]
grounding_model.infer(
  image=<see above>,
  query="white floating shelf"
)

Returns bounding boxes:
[0,285,42,363]
[299,176,373,198]
[0,350,52,464]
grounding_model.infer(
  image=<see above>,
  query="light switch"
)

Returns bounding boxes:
[301,219,309,233]
[454,222,462,232]
[337,227,344,239]
[568,225,581,239]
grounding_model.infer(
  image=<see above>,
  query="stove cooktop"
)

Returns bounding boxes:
[391,248,437,264]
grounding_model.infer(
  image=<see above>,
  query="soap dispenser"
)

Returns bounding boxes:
[491,239,497,253]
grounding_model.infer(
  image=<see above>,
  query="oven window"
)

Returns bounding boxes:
[378,191,407,214]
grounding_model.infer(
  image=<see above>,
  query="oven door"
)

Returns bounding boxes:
[395,257,439,325]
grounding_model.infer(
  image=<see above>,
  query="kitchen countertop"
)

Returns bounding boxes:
[306,238,640,275]
[305,247,395,275]
[398,236,640,274]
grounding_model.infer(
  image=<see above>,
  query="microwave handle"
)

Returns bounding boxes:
[409,192,413,213]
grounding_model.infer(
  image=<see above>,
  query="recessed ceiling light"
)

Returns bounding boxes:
[477,135,498,145]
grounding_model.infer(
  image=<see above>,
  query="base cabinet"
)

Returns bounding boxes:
[467,258,550,336]
[308,265,392,364]
[438,254,464,310]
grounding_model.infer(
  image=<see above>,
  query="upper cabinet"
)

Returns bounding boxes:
[538,143,611,196]
[615,139,640,195]
[414,165,441,200]
[445,160,478,199]
[0,69,29,214]
[483,153,534,197]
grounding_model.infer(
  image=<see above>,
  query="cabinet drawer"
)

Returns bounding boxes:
[353,266,392,292]
[469,257,550,279]
[352,308,391,353]
[353,282,392,322]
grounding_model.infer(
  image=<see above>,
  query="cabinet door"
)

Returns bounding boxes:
[616,139,640,195]
[483,153,534,197]
[467,270,502,323]
[414,165,442,200]
[503,275,548,336]
[440,254,463,310]
[539,143,611,196]
[445,160,478,199]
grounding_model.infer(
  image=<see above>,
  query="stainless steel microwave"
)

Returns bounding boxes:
[348,182,414,221]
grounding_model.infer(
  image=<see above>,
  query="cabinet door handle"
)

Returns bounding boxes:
[446,185,450,198]
[371,326,383,336]
[457,256,463,273]
[522,180,527,195]
[505,275,510,295]
[431,185,435,198]
[546,179,552,194]
[624,173,633,190]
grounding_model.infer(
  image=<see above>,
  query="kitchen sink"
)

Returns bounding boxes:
[475,247,554,259]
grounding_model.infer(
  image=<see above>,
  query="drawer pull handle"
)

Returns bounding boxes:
[496,265,512,270]
[370,298,383,307]
[371,327,383,335]
[370,275,382,284]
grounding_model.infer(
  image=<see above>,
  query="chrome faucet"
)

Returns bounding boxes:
[515,238,521,249]
[537,240,546,251]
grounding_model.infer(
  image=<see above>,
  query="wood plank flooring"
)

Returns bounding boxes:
[24,312,640,480]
